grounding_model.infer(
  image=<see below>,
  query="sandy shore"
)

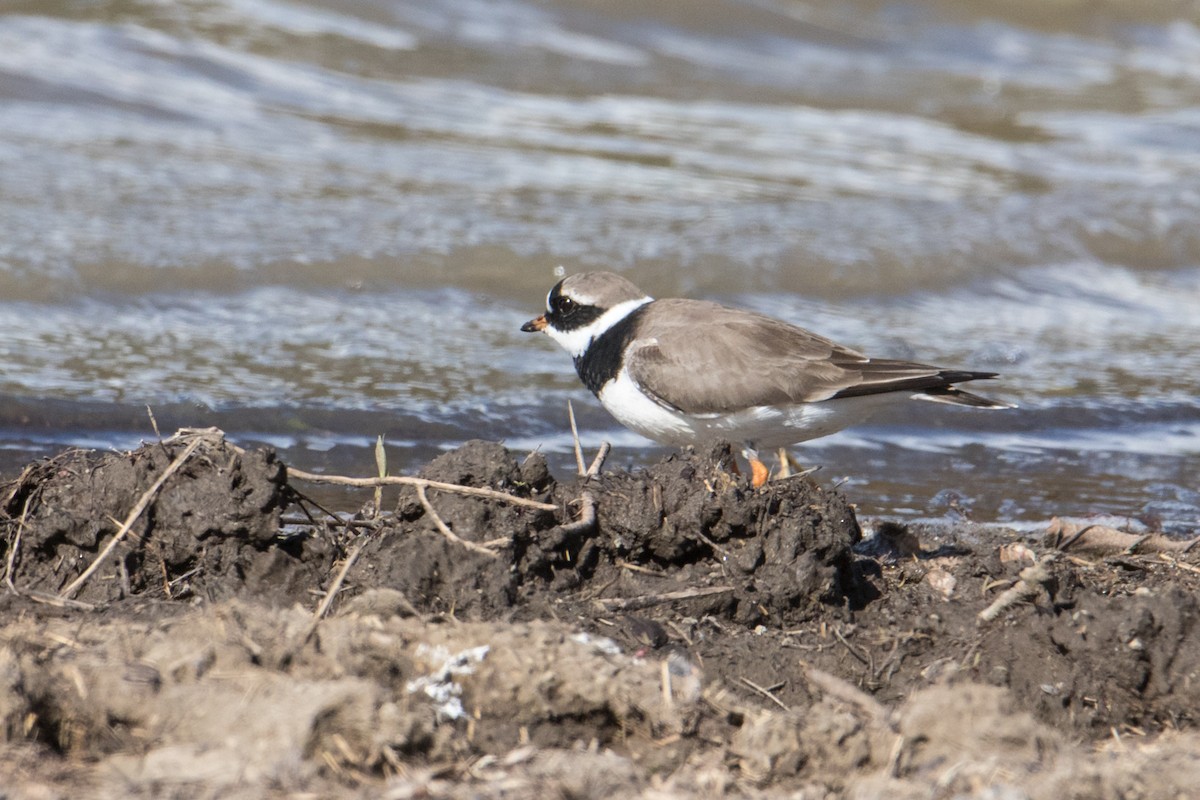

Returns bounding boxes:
[1,430,1197,798]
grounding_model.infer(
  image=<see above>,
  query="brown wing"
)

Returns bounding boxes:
[624,299,992,414]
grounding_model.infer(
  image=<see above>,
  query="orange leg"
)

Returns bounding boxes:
[749,456,770,488]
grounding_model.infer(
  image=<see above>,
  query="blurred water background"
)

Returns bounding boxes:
[1,0,1198,530]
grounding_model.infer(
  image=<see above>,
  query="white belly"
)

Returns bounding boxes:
[597,369,899,448]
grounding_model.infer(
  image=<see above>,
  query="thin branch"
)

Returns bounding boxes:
[59,437,204,600]
[415,484,499,559]
[585,442,611,478]
[287,467,557,512]
[802,664,892,729]
[4,494,31,594]
[145,404,162,441]
[567,399,586,476]
[740,676,790,711]
[596,585,734,612]
[832,626,871,666]
[978,561,1053,623]
[280,515,380,529]
[555,491,597,539]
[304,537,369,644]
[27,590,97,611]
[1,461,40,513]
[373,435,387,517]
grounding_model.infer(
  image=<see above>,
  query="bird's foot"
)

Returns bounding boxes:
[740,445,772,488]
[749,458,770,488]
[776,448,820,481]
[776,447,792,479]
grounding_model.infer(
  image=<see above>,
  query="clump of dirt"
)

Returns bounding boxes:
[3,433,1200,799]
[0,432,329,606]
[583,445,861,625]
[348,440,860,628]
[0,593,695,798]
[351,439,560,618]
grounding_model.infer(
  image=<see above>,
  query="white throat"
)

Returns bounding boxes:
[546,297,652,359]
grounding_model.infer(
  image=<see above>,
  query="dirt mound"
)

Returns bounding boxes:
[0,431,328,606]
[3,432,1200,798]
[3,595,1200,800]
[0,596,690,797]
[353,440,860,626]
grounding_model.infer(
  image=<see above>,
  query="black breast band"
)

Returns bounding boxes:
[573,304,649,396]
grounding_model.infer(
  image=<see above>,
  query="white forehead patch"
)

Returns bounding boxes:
[548,281,600,310]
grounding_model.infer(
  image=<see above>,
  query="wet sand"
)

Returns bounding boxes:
[1,430,1198,798]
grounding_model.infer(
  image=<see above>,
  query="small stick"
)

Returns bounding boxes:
[617,559,667,577]
[1,462,40,513]
[146,404,162,440]
[415,484,499,559]
[567,400,586,476]
[978,561,1053,623]
[555,491,597,538]
[304,537,369,643]
[4,495,31,594]
[740,676,790,711]
[286,468,557,512]
[832,626,871,666]
[802,664,892,728]
[168,567,201,586]
[178,426,556,512]
[373,435,387,517]
[596,585,733,612]
[1160,554,1200,575]
[26,589,98,611]
[280,515,380,529]
[59,437,204,600]
[159,553,172,599]
[585,442,610,478]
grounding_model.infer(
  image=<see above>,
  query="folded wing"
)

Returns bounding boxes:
[624,299,1001,414]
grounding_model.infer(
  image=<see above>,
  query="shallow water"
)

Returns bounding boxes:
[1,0,1197,530]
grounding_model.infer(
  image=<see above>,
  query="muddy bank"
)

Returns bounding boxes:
[1,430,1198,798]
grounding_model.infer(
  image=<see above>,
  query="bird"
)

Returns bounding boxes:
[521,271,1011,486]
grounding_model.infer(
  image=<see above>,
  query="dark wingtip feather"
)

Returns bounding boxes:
[938,370,1000,383]
[917,386,1015,409]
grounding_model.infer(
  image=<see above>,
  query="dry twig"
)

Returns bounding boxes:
[802,664,892,728]
[415,484,500,559]
[303,536,370,644]
[27,589,98,611]
[4,495,31,594]
[585,442,610,478]
[978,559,1054,623]
[596,585,733,612]
[555,491,597,539]
[568,399,586,476]
[740,676,790,711]
[286,467,557,512]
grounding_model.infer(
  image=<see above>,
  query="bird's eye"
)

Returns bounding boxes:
[555,296,576,314]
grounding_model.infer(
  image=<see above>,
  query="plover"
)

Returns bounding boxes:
[522,272,1011,485]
